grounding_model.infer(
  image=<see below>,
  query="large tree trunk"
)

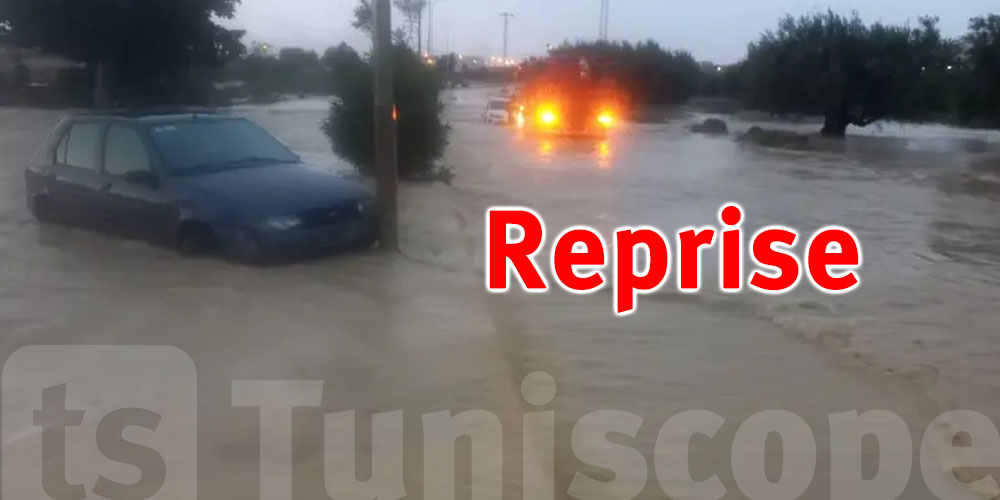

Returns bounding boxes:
[821,109,849,138]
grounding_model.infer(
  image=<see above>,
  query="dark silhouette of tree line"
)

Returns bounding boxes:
[0,0,244,106]
[540,12,999,137]
[544,40,702,106]
[718,11,1000,136]
[0,1,997,141]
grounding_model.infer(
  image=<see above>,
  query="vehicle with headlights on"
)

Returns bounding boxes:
[513,55,625,137]
[25,111,379,263]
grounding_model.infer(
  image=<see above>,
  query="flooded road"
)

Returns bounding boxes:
[1,89,999,499]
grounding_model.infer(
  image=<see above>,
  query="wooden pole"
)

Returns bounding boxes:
[373,0,399,249]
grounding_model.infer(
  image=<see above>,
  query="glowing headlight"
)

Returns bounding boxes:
[262,215,302,231]
[597,112,616,128]
[539,110,558,126]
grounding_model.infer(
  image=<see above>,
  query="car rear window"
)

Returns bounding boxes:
[62,123,101,170]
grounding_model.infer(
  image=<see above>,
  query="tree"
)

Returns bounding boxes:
[393,0,427,52]
[352,0,410,47]
[277,47,324,94]
[546,40,702,106]
[740,11,957,137]
[959,15,1000,127]
[0,0,244,106]
[322,43,448,179]
[352,0,375,35]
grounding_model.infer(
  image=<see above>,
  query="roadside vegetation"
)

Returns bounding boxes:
[321,0,449,181]
[0,0,244,107]
[709,12,1000,136]
[543,41,702,106]
[0,2,997,143]
[321,43,449,180]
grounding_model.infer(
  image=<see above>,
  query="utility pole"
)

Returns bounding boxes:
[427,1,435,55]
[599,0,610,40]
[417,5,423,54]
[500,12,514,59]
[373,0,398,249]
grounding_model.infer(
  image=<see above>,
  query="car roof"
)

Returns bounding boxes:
[71,108,238,125]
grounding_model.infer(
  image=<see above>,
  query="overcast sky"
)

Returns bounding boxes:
[225,0,997,64]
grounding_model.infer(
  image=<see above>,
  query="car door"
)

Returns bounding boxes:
[100,123,175,245]
[47,121,109,229]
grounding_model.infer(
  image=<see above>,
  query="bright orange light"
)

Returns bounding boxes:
[597,141,613,169]
[597,111,616,128]
[537,104,560,128]
[598,141,611,158]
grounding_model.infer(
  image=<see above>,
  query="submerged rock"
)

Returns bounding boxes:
[739,126,812,150]
[689,118,729,135]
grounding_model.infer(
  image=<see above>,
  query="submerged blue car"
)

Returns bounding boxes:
[25,111,379,263]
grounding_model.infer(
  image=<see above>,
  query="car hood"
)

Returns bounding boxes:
[174,163,372,216]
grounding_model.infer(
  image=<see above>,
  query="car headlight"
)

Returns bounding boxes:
[261,215,302,231]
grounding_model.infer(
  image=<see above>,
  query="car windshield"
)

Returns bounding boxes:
[148,118,298,174]
[488,100,509,110]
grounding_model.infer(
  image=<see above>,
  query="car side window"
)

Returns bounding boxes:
[104,125,152,176]
[62,123,101,170]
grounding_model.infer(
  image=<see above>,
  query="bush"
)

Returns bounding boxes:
[546,40,702,106]
[322,43,448,180]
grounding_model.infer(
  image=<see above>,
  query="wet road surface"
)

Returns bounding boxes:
[0,90,998,499]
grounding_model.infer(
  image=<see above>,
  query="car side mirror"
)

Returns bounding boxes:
[124,170,160,189]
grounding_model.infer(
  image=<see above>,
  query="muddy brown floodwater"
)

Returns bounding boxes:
[1,88,999,499]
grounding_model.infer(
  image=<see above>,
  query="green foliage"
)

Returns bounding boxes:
[959,15,1000,127]
[352,0,409,46]
[739,11,961,136]
[548,40,701,105]
[234,47,328,98]
[0,0,244,104]
[322,44,448,180]
[352,0,375,36]
[698,65,742,99]
[393,0,427,49]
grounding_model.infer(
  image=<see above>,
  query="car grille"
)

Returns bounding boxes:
[299,201,363,229]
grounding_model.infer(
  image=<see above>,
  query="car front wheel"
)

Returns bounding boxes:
[177,223,218,257]
[29,195,58,223]
[226,230,264,265]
